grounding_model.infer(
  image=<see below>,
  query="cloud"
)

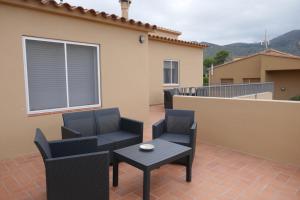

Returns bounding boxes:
[59,0,300,45]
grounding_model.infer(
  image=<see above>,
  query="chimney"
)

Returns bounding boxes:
[119,0,131,19]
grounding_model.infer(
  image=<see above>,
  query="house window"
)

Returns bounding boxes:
[163,60,179,85]
[243,78,261,83]
[23,37,101,114]
[221,78,234,85]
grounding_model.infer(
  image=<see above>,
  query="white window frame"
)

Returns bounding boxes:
[163,59,180,86]
[22,36,102,115]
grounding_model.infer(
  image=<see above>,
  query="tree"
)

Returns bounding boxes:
[213,50,230,65]
[203,57,214,75]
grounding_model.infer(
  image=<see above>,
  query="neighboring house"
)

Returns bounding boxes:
[0,0,205,159]
[210,49,300,100]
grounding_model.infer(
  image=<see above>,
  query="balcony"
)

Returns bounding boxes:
[0,105,299,200]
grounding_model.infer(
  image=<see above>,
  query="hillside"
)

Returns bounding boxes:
[203,30,300,59]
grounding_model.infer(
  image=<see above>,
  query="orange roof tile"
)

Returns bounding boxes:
[213,49,300,69]
[2,0,157,31]
[156,26,182,35]
[148,34,208,48]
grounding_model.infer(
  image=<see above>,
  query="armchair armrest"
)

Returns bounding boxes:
[61,126,82,139]
[120,117,143,137]
[49,137,97,158]
[189,122,197,147]
[45,151,109,200]
[152,119,165,139]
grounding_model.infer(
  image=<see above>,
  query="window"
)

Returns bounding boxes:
[243,78,261,83]
[23,37,101,114]
[163,60,179,85]
[221,78,234,85]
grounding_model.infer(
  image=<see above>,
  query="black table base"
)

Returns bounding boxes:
[112,139,192,200]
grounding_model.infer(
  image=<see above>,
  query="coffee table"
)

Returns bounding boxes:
[113,139,192,200]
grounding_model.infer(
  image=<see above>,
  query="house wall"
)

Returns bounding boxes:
[152,29,180,39]
[266,70,300,100]
[148,40,203,105]
[174,96,300,167]
[261,55,300,100]
[0,3,150,159]
[210,55,261,84]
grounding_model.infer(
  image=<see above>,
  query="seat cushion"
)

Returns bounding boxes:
[159,133,190,145]
[96,135,115,151]
[101,131,140,148]
[62,111,96,137]
[94,108,121,135]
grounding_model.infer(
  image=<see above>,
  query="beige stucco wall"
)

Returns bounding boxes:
[148,40,203,105]
[0,3,150,159]
[174,96,300,166]
[262,56,300,99]
[152,29,180,39]
[266,70,300,100]
[211,55,261,84]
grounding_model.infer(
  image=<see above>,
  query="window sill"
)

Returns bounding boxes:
[163,84,180,87]
[27,105,101,117]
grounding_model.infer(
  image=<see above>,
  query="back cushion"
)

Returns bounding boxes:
[166,109,194,134]
[34,129,52,159]
[63,111,96,137]
[95,108,120,134]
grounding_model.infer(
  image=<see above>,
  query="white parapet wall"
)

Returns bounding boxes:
[233,92,273,100]
[174,95,300,167]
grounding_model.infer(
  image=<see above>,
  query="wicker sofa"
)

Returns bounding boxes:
[61,108,143,160]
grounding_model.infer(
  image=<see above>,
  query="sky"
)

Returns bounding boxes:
[58,0,300,45]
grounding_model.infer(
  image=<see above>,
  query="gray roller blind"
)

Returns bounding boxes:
[67,44,99,107]
[25,38,100,113]
[172,61,179,84]
[163,60,179,84]
[163,61,172,84]
[26,40,67,111]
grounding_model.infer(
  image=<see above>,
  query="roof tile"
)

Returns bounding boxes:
[12,0,157,30]
[148,34,208,48]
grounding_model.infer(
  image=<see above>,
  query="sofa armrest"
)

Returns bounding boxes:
[120,117,143,137]
[152,119,165,139]
[49,137,97,158]
[45,151,109,200]
[61,126,82,139]
[189,122,197,147]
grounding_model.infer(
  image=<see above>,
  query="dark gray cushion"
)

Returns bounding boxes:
[159,132,190,145]
[34,129,52,159]
[62,111,96,137]
[165,109,194,134]
[100,131,139,143]
[95,108,121,134]
[96,135,115,147]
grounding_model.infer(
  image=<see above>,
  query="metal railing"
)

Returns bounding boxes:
[177,82,274,98]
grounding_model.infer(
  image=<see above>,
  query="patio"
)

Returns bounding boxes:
[0,105,300,200]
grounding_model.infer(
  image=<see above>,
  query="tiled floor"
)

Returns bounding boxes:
[0,105,300,200]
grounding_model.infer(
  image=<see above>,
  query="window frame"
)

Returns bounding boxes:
[163,59,180,86]
[22,36,102,115]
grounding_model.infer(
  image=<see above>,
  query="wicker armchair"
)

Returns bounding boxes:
[34,129,109,200]
[152,109,197,164]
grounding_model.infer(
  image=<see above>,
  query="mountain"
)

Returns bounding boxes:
[203,30,300,59]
